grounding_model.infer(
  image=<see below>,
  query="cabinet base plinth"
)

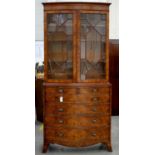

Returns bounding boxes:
[106,143,112,152]
[42,143,49,153]
[100,142,113,152]
[42,142,113,153]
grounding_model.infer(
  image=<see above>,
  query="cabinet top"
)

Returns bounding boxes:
[42,2,111,5]
[42,2,111,11]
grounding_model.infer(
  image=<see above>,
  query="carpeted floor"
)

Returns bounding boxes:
[35,116,119,155]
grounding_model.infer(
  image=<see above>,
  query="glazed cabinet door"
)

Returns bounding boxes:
[79,12,109,82]
[44,12,76,82]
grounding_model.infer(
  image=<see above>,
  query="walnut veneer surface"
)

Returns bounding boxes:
[42,2,112,153]
[43,83,112,152]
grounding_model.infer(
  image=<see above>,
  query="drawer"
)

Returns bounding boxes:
[45,115,110,127]
[46,87,77,95]
[45,100,110,106]
[45,104,110,115]
[45,127,109,142]
[45,93,110,103]
[79,87,109,95]
[45,87,109,95]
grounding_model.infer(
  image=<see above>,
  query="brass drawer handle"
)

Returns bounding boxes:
[91,132,96,137]
[92,88,97,92]
[58,132,64,137]
[58,120,64,124]
[93,97,98,101]
[92,107,97,112]
[58,108,64,112]
[92,119,97,123]
[58,88,64,93]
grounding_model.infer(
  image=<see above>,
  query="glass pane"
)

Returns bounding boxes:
[47,14,73,80]
[80,14,106,80]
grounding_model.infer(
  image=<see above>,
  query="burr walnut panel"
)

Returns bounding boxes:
[45,95,110,103]
[45,115,110,127]
[43,84,112,152]
[45,127,110,142]
[45,87,109,95]
[45,104,110,115]
[45,89,110,103]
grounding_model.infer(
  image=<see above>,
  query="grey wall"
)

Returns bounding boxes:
[35,0,44,41]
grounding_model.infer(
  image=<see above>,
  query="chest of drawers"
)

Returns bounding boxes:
[43,83,112,152]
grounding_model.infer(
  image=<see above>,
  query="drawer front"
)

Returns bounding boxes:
[46,87,109,95]
[45,104,110,115]
[45,127,109,142]
[45,101,110,106]
[79,87,109,95]
[46,87,77,95]
[45,93,110,103]
[45,115,110,127]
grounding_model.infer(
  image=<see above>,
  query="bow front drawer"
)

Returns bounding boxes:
[45,93,110,103]
[45,104,110,115]
[45,127,110,142]
[45,115,110,127]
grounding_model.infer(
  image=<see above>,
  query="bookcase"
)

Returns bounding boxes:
[42,2,112,153]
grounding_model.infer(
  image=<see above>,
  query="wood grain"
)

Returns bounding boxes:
[42,2,112,153]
